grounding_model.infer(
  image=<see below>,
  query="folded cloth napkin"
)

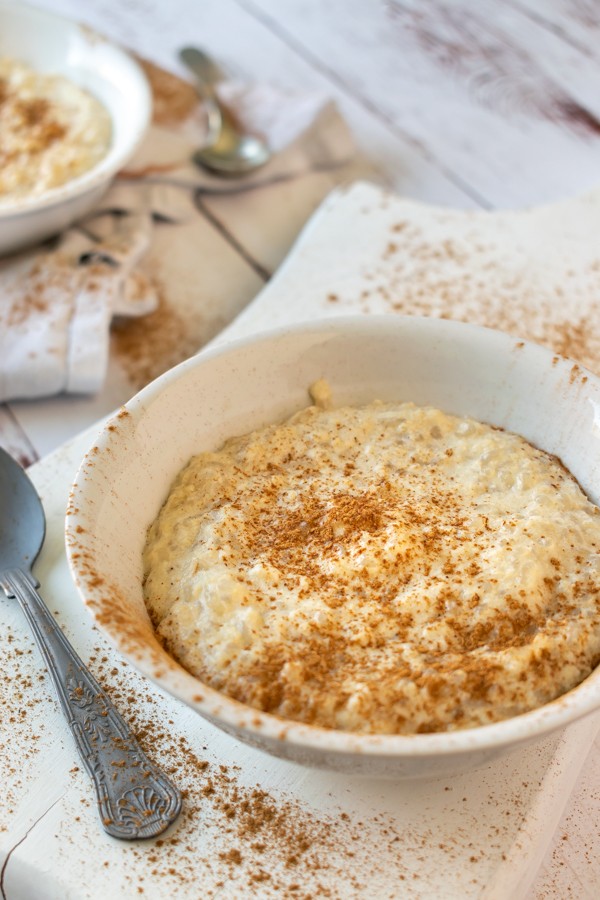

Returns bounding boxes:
[0,213,157,402]
[0,59,365,402]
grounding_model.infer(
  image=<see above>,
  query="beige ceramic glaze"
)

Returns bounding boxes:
[66,316,600,779]
[0,1,151,254]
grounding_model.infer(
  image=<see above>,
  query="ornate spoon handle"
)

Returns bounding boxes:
[1,568,182,839]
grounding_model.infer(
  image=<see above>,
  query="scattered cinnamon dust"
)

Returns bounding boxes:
[136,58,199,126]
[111,284,201,389]
[71,652,408,898]
[0,626,51,828]
[349,215,600,375]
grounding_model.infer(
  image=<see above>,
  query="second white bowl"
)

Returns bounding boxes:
[0,1,151,254]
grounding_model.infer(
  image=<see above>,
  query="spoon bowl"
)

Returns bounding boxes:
[0,448,45,573]
[192,130,271,177]
[180,46,271,177]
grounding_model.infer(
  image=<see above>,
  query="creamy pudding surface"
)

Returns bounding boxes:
[143,396,600,735]
[0,58,111,205]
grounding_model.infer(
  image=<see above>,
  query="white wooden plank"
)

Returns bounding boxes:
[0,406,38,467]
[198,164,374,277]
[242,0,600,208]
[511,0,600,59]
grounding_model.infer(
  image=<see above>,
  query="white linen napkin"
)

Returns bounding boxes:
[0,65,364,402]
[0,213,157,402]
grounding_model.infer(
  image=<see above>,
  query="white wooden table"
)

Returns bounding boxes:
[1,2,599,897]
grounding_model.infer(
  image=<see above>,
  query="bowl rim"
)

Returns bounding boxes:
[0,0,151,220]
[66,315,600,761]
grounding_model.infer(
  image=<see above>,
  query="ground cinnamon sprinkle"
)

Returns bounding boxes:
[0,627,52,829]
[342,209,600,376]
[111,284,202,389]
[105,663,522,897]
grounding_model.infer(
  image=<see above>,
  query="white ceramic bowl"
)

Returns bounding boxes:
[0,1,151,255]
[66,316,600,779]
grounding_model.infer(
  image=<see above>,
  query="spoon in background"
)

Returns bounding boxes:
[0,447,182,839]
[179,46,272,177]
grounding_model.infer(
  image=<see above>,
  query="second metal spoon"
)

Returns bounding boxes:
[179,46,271,177]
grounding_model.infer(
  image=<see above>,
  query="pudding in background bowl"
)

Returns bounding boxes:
[66,316,600,779]
[0,57,112,205]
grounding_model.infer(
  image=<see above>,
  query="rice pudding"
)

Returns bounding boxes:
[143,398,600,734]
[0,58,111,205]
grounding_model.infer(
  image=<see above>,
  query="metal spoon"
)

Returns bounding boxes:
[0,447,181,839]
[179,46,271,177]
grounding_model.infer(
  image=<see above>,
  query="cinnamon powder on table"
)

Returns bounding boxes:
[136,58,199,127]
[63,650,514,898]
[0,627,541,897]
[111,286,202,390]
[0,628,48,827]
[72,654,395,899]
[345,212,600,376]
